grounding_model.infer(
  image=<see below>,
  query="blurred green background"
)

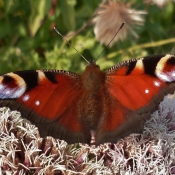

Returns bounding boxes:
[0,0,175,74]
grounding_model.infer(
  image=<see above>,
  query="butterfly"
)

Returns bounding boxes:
[0,54,175,145]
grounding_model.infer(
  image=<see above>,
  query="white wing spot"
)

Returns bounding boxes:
[172,72,175,77]
[154,81,161,87]
[23,95,29,102]
[145,89,149,94]
[35,100,40,106]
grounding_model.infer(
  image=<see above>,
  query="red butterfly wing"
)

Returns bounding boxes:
[96,54,175,144]
[1,54,175,145]
[0,70,91,144]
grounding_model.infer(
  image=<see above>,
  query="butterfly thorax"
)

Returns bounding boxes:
[81,64,105,91]
[79,64,105,130]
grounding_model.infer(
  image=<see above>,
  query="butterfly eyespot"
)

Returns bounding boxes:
[5,90,10,94]
[172,72,175,77]
[0,85,3,90]
[157,72,172,82]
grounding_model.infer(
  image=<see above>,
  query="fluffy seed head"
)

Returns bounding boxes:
[93,0,146,46]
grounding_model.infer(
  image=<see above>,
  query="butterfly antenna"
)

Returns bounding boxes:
[54,27,90,64]
[97,22,125,60]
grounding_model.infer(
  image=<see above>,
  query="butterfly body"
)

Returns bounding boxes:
[80,63,105,130]
[0,54,175,145]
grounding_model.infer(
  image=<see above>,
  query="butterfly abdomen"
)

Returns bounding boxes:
[79,63,105,130]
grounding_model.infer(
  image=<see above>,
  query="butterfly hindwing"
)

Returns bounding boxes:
[0,70,91,144]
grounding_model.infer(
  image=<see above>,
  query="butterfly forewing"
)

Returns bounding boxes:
[0,70,91,144]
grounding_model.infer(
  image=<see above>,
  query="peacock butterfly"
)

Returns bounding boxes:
[0,54,175,145]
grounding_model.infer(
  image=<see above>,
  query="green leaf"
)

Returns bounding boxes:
[2,0,13,14]
[28,0,52,36]
[59,0,76,31]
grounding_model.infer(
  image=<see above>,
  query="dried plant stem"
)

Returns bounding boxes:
[105,37,175,60]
